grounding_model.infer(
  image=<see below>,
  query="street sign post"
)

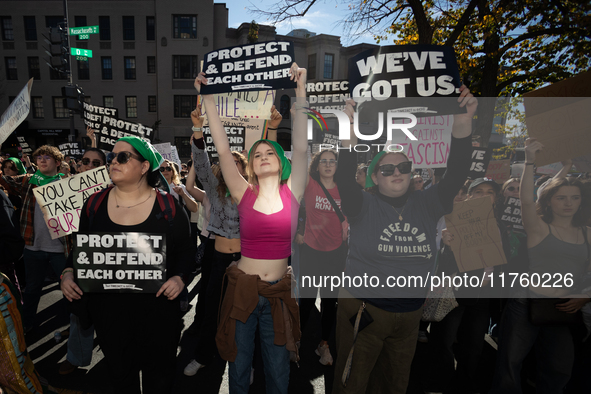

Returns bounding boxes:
[69,26,99,36]
[70,47,93,58]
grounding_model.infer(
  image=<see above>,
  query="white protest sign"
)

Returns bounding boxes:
[201,91,276,119]
[171,146,182,169]
[33,167,112,239]
[153,143,173,162]
[536,162,562,176]
[0,78,34,144]
[394,115,454,168]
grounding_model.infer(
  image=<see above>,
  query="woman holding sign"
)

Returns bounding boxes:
[60,137,195,394]
[194,64,307,394]
[332,88,476,394]
[491,138,591,394]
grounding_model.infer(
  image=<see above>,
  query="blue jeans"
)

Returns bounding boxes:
[490,298,574,394]
[23,249,66,329]
[67,314,95,366]
[229,294,290,394]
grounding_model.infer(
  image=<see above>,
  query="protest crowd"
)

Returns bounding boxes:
[1,47,591,394]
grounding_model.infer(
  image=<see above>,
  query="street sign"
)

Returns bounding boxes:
[75,56,88,61]
[78,34,89,40]
[70,47,93,58]
[69,26,99,36]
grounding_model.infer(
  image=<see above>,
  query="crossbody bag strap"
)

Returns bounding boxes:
[317,181,345,223]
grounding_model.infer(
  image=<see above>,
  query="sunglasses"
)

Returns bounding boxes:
[378,161,412,176]
[106,151,140,165]
[81,157,103,167]
[319,159,337,166]
[159,166,173,172]
[507,186,520,192]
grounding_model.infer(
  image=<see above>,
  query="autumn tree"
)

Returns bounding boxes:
[252,0,591,146]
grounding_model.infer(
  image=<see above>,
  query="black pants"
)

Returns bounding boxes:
[298,242,347,341]
[90,293,182,394]
[190,235,215,331]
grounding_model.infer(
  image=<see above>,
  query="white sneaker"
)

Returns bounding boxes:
[250,367,255,385]
[183,359,204,376]
[315,343,333,366]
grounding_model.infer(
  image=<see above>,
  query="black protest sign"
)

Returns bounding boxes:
[96,114,153,150]
[468,147,492,179]
[73,232,166,293]
[307,80,350,112]
[17,136,32,154]
[500,197,524,232]
[348,45,464,116]
[203,121,246,161]
[83,102,118,130]
[58,142,84,158]
[201,41,297,94]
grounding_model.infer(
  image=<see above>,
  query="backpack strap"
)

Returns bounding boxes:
[86,186,113,228]
[155,189,176,226]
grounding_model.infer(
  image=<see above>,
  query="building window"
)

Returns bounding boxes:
[308,54,317,80]
[53,97,68,118]
[122,16,135,40]
[78,60,90,80]
[101,57,112,79]
[99,16,110,40]
[124,57,136,79]
[75,16,87,41]
[5,57,17,80]
[173,15,197,39]
[148,96,157,112]
[32,97,44,118]
[126,96,137,118]
[173,55,197,79]
[146,16,155,41]
[280,95,290,120]
[1,17,13,40]
[323,54,334,79]
[28,57,40,80]
[174,95,197,118]
[23,16,37,41]
[103,96,114,108]
[45,16,63,28]
[147,56,156,73]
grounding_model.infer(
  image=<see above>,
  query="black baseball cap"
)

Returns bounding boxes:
[468,177,500,194]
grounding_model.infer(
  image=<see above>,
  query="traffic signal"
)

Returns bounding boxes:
[62,84,85,113]
[43,26,68,73]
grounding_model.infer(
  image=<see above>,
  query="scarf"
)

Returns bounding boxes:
[28,170,63,186]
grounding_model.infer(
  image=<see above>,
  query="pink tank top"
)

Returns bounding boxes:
[238,183,297,259]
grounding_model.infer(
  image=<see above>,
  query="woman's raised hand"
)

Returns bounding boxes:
[191,104,204,128]
[524,138,544,163]
[194,72,208,95]
[289,63,307,98]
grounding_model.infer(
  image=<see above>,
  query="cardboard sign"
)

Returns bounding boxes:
[573,154,591,173]
[202,90,276,119]
[0,78,34,144]
[468,147,492,179]
[58,142,84,158]
[33,167,112,239]
[500,197,524,232]
[202,119,247,161]
[82,102,118,130]
[444,196,508,272]
[348,46,464,116]
[73,232,166,293]
[201,41,297,94]
[96,115,153,150]
[306,80,350,112]
[394,115,454,168]
[17,136,32,154]
[485,159,510,184]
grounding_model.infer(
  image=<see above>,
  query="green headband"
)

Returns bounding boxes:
[117,137,164,172]
[365,151,387,188]
[8,157,26,175]
[248,139,291,181]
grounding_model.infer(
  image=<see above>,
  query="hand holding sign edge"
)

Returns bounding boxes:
[156,275,184,300]
[60,271,84,301]
[452,85,478,139]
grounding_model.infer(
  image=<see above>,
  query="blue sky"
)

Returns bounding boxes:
[221,0,375,45]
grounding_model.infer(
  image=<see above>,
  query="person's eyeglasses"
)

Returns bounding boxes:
[379,161,412,176]
[106,151,140,165]
[414,178,424,183]
[36,155,52,162]
[319,159,337,167]
[159,166,173,172]
[507,186,520,192]
[81,157,103,167]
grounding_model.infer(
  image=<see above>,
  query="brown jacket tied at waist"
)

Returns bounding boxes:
[216,265,301,362]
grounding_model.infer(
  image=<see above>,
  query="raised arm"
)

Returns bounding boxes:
[195,74,248,202]
[520,138,547,244]
[86,126,97,148]
[267,105,282,142]
[288,63,308,202]
[185,162,205,203]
